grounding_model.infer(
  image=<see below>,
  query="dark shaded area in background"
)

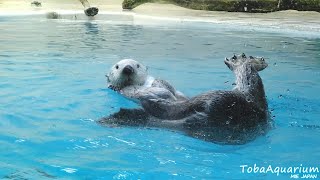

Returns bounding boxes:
[122,0,320,13]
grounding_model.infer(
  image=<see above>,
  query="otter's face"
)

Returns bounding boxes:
[224,53,268,72]
[106,59,148,90]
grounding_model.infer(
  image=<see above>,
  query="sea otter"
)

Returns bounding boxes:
[99,54,271,144]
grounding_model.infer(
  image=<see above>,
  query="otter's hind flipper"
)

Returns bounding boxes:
[224,53,268,72]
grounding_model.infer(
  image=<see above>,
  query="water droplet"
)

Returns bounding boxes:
[61,168,77,174]
[15,139,25,143]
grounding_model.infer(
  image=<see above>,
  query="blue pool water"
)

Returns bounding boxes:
[0,15,319,179]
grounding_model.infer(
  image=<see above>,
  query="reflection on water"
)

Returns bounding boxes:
[83,22,104,50]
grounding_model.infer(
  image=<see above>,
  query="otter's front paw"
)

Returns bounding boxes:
[108,85,120,92]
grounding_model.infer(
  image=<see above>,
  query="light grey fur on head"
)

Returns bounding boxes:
[107,59,148,89]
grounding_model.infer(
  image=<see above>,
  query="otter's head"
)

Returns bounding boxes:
[224,53,268,72]
[106,59,148,90]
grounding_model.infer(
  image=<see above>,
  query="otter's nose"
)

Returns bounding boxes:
[122,65,134,75]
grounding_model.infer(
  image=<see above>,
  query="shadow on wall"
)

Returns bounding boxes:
[122,0,320,13]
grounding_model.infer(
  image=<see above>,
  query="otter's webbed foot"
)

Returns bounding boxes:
[224,53,268,72]
[98,108,150,127]
[108,85,120,92]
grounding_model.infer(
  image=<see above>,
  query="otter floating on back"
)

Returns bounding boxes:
[100,54,271,145]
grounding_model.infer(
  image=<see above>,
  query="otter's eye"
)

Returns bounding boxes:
[115,65,119,69]
[261,58,265,62]
[137,64,140,68]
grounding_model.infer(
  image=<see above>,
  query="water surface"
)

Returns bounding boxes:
[0,16,319,179]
